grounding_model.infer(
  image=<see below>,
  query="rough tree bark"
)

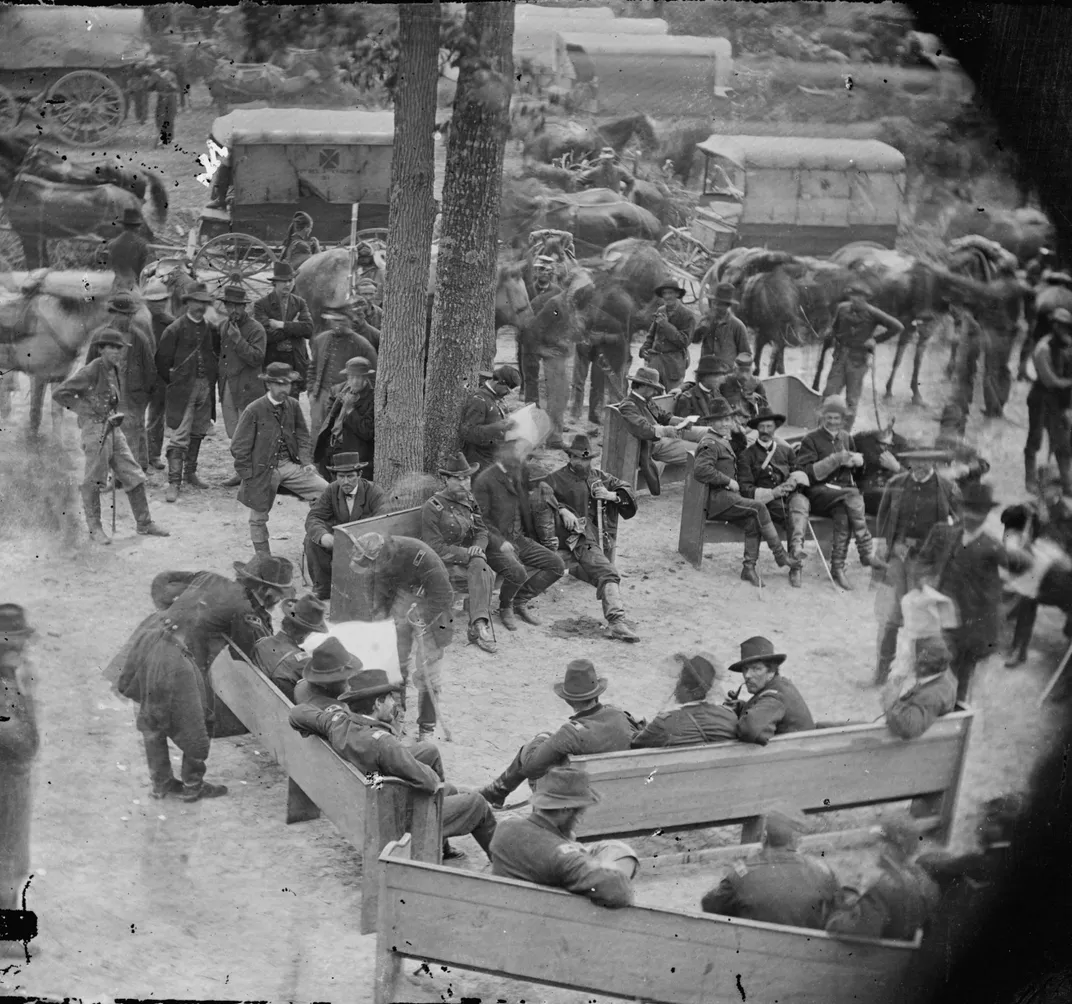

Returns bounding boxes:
[423,1,515,469]
[374,1,439,502]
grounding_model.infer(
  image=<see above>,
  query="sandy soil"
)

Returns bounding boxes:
[0,89,1063,1003]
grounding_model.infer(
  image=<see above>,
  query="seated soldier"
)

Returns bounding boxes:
[826,822,940,941]
[293,638,361,711]
[617,367,708,496]
[631,654,738,748]
[478,660,640,810]
[289,668,496,860]
[736,405,812,588]
[490,766,634,909]
[673,355,733,425]
[252,594,327,701]
[700,805,839,929]
[421,452,498,655]
[882,635,958,740]
[304,454,386,600]
[719,352,769,420]
[694,399,803,582]
[725,636,815,744]
[459,365,522,474]
[853,423,912,516]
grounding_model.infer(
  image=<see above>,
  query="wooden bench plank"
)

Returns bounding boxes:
[571,709,973,843]
[209,648,443,934]
[375,839,921,1004]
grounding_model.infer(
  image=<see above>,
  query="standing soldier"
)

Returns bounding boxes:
[522,256,562,402]
[142,279,174,471]
[422,453,498,655]
[313,356,376,479]
[570,273,632,427]
[253,262,314,400]
[459,365,522,474]
[53,329,169,543]
[639,281,695,392]
[107,208,153,293]
[155,282,218,503]
[150,64,180,147]
[230,362,328,556]
[1024,306,1072,493]
[214,285,266,487]
[693,283,751,371]
[0,604,39,959]
[346,531,455,741]
[308,307,378,436]
[820,282,904,429]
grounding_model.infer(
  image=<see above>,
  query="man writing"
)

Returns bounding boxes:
[459,366,522,474]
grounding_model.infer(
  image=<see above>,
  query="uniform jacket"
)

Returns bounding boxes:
[230,394,314,512]
[292,679,346,712]
[472,462,536,546]
[542,463,637,552]
[735,674,815,744]
[491,813,634,908]
[693,431,744,518]
[737,438,800,503]
[673,382,728,424]
[795,427,859,490]
[826,856,939,941]
[520,703,639,779]
[213,313,267,417]
[524,290,576,359]
[877,471,961,548]
[422,492,490,565]
[631,701,738,748]
[305,479,387,544]
[581,283,632,349]
[148,307,175,350]
[86,322,157,407]
[253,632,310,703]
[308,326,378,401]
[107,229,152,285]
[885,671,958,740]
[694,310,750,369]
[253,291,314,391]
[618,391,675,490]
[719,373,768,418]
[314,384,375,470]
[936,530,1009,645]
[830,301,904,356]
[459,385,508,471]
[641,300,695,387]
[701,846,839,929]
[53,357,122,427]
[155,313,219,428]
[289,705,440,791]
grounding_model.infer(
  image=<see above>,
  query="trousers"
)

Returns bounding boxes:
[442,786,496,854]
[822,351,870,428]
[448,556,496,625]
[1025,386,1072,467]
[305,538,334,600]
[805,484,871,569]
[571,339,628,421]
[486,535,565,607]
[165,377,213,452]
[141,727,208,788]
[248,461,329,545]
[124,400,149,470]
[80,420,146,493]
[147,384,166,462]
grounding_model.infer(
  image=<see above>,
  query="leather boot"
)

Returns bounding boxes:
[252,539,272,556]
[479,764,526,810]
[741,562,761,587]
[1005,598,1035,667]
[81,486,111,545]
[127,484,170,536]
[468,618,497,654]
[831,525,851,589]
[1024,453,1038,494]
[832,566,853,590]
[602,582,639,641]
[220,472,242,488]
[184,436,209,489]
[760,521,802,570]
[165,448,183,503]
[498,605,519,632]
[874,623,900,684]
[854,528,884,569]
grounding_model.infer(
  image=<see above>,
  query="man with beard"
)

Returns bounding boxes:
[639,282,696,392]
[214,286,266,486]
[308,307,378,437]
[351,242,385,306]
[252,594,327,702]
[736,406,812,588]
[155,283,219,504]
[693,283,751,371]
[795,395,884,591]
[631,654,738,747]
[472,440,566,631]
[725,636,815,744]
[314,356,376,479]
[142,280,174,471]
[253,262,314,399]
[459,365,522,474]
[535,434,640,642]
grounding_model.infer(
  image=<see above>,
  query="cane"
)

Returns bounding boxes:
[805,519,840,591]
[110,422,117,533]
[869,349,883,430]
[409,605,452,742]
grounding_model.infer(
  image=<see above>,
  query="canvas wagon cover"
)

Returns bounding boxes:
[211,108,394,148]
[0,6,148,71]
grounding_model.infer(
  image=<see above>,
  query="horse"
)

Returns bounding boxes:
[521,112,657,164]
[944,205,1054,265]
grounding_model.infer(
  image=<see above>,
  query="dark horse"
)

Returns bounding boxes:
[521,112,658,164]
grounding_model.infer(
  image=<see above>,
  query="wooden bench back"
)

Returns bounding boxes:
[331,507,423,621]
[601,392,676,489]
[374,836,922,1004]
[209,648,443,933]
[571,708,973,843]
[762,373,822,444]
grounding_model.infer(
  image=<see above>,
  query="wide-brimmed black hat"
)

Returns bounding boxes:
[107,292,138,315]
[654,281,686,298]
[339,668,401,703]
[260,361,300,384]
[326,452,369,473]
[93,327,128,350]
[747,406,786,430]
[220,285,248,305]
[530,766,602,810]
[553,659,608,702]
[896,448,953,464]
[696,355,732,378]
[281,594,328,633]
[232,554,296,597]
[677,654,719,695]
[563,434,594,458]
[272,262,295,281]
[182,283,214,304]
[629,366,665,391]
[121,207,143,227]
[705,397,736,421]
[728,636,787,673]
[303,636,362,683]
[0,603,34,644]
[337,356,375,380]
[438,451,479,477]
[961,480,999,514]
[485,364,521,389]
[714,282,738,305]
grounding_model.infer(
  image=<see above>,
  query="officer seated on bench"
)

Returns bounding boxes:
[252,593,326,701]
[631,654,738,748]
[724,636,815,744]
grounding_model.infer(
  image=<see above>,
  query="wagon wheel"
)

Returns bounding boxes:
[46,70,126,147]
[0,86,18,133]
[192,233,278,301]
[658,226,716,280]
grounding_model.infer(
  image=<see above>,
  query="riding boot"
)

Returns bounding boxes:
[831,526,852,590]
[787,507,809,588]
[1023,453,1038,494]
[1005,598,1036,667]
[127,484,170,536]
[601,582,639,641]
[759,519,802,570]
[165,448,184,503]
[81,486,111,545]
[250,523,272,556]
[874,622,900,684]
[478,759,527,810]
[741,529,761,587]
[184,436,209,489]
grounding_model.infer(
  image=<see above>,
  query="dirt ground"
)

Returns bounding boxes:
[0,90,1064,1003]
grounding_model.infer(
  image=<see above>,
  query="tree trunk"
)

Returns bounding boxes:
[374,1,439,504]
[423,1,515,470]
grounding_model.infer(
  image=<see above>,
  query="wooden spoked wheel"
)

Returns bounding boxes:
[659,226,716,279]
[192,232,278,302]
[46,70,125,147]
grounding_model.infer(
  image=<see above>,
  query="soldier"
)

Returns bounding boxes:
[304,454,386,600]
[673,355,733,424]
[701,806,839,928]
[795,395,883,591]
[253,262,314,399]
[882,635,959,740]
[639,281,696,392]
[459,365,522,474]
[155,282,219,504]
[346,531,455,741]
[725,636,815,744]
[578,147,634,194]
[351,242,385,306]
[569,272,632,427]
[314,356,376,479]
[53,329,169,544]
[214,285,267,468]
[737,405,812,588]
[292,639,362,711]
[252,594,328,701]
[693,283,751,371]
[523,256,562,402]
[308,308,378,436]
[694,398,803,584]
[0,605,39,958]
[422,453,498,655]
[107,207,152,292]
[150,64,180,147]
[142,280,174,471]
[490,766,634,908]
[536,434,640,642]
[478,660,640,810]
[631,654,738,748]
[820,282,904,429]
[1024,306,1072,493]
[719,352,769,420]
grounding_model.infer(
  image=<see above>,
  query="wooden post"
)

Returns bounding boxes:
[285,778,321,824]
[931,705,973,843]
[374,835,411,1004]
